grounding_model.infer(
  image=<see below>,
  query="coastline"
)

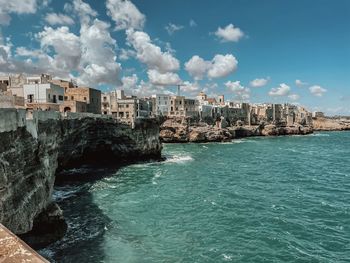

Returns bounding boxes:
[159,118,314,143]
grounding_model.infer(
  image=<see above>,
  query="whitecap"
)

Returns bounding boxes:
[164,154,193,163]
[310,133,330,137]
[222,254,233,261]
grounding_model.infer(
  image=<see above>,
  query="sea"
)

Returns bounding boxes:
[39,131,350,262]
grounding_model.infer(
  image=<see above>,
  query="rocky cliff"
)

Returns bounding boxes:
[0,109,161,242]
[312,117,350,131]
[160,118,313,143]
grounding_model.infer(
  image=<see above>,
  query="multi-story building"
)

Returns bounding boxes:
[64,86,101,114]
[168,96,198,118]
[114,98,152,122]
[23,82,64,111]
[152,94,171,116]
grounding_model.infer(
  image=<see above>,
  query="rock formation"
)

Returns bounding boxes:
[160,118,313,143]
[312,117,350,131]
[0,109,162,246]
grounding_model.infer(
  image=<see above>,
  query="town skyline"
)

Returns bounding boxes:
[0,0,349,115]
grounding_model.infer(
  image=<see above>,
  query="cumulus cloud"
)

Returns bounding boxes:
[0,0,38,25]
[309,85,327,97]
[185,54,238,80]
[214,24,244,42]
[44,13,74,25]
[126,29,180,73]
[147,69,181,86]
[250,77,269,88]
[225,80,250,100]
[106,0,145,30]
[184,55,210,80]
[207,54,238,79]
[165,23,184,35]
[37,26,81,74]
[78,19,121,86]
[126,28,182,85]
[295,79,308,87]
[120,74,138,90]
[268,83,290,97]
[9,0,122,87]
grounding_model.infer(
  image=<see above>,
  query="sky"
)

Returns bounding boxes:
[0,0,350,115]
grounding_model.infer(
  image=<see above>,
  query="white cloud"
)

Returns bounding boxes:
[147,69,181,86]
[44,13,74,26]
[184,55,210,80]
[250,77,269,88]
[36,26,81,76]
[309,85,327,97]
[0,0,122,86]
[225,80,250,100]
[78,19,121,86]
[165,23,184,35]
[268,83,290,97]
[0,0,38,25]
[189,19,197,27]
[119,48,136,60]
[185,54,238,80]
[214,24,244,42]
[207,54,238,79]
[295,79,308,87]
[121,74,138,90]
[126,28,181,85]
[288,94,300,101]
[106,0,145,30]
[126,29,180,73]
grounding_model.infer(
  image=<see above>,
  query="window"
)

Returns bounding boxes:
[59,95,63,101]
[126,104,129,108]
[64,96,68,100]
[48,94,51,99]
[71,96,74,100]
[84,97,87,101]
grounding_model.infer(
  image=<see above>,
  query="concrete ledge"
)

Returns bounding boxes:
[0,224,48,262]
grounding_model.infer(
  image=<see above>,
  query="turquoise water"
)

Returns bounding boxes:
[42,132,350,262]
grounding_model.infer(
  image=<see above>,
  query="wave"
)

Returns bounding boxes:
[164,154,193,163]
[53,186,82,202]
[310,133,330,137]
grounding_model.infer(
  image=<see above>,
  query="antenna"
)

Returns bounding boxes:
[176,84,186,96]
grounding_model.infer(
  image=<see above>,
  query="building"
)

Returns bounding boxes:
[26,74,52,85]
[313,111,325,118]
[168,96,198,118]
[218,95,225,105]
[114,98,152,122]
[23,82,64,111]
[152,94,170,116]
[64,86,101,114]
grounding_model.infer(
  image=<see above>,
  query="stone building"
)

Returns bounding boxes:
[113,98,152,122]
[168,96,198,118]
[64,86,101,114]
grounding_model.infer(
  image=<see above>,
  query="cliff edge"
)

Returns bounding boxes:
[0,109,161,244]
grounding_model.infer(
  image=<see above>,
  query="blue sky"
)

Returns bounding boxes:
[0,0,349,115]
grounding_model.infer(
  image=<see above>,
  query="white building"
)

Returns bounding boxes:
[152,94,170,116]
[23,83,64,110]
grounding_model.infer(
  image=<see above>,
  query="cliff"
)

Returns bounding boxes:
[313,117,350,131]
[160,118,313,143]
[0,109,161,243]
